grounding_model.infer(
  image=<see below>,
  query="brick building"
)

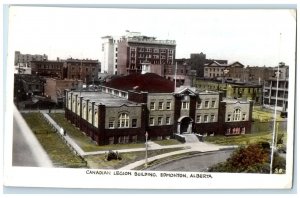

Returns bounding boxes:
[117,32,176,75]
[64,58,100,83]
[65,73,253,145]
[31,60,64,79]
[14,51,48,66]
[195,79,262,104]
[44,78,83,105]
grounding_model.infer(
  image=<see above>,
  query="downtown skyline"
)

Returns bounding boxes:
[7,6,296,67]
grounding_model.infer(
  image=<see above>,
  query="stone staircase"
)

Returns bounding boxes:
[182,133,200,143]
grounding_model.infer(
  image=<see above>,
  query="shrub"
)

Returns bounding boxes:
[105,150,122,161]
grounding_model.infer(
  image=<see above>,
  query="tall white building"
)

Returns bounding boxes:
[101,32,144,75]
[101,36,120,75]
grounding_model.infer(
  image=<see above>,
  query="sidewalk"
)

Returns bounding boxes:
[42,112,237,170]
[119,143,236,170]
[42,113,85,156]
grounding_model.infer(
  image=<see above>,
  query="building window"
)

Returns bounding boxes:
[166,117,171,125]
[88,108,93,124]
[158,102,164,110]
[118,136,126,144]
[149,117,155,126]
[94,111,98,127]
[211,100,216,108]
[204,101,209,108]
[132,135,138,143]
[242,113,246,121]
[227,114,232,122]
[109,137,114,144]
[158,117,163,125]
[166,101,171,110]
[233,109,241,121]
[197,101,202,109]
[118,113,129,128]
[210,114,215,122]
[109,119,115,129]
[204,115,208,123]
[132,119,137,128]
[196,115,201,123]
[182,101,189,110]
[150,102,155,110]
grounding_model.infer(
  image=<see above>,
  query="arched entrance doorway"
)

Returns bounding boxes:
[177,116,193,134]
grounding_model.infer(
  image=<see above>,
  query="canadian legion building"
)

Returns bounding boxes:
[65,73,253,145]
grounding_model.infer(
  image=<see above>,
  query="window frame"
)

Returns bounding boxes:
[118,113,129,128]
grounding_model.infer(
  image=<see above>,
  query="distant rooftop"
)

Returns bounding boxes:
[222,98,250,104]
[104,73,175,93]
[71,91,139,107]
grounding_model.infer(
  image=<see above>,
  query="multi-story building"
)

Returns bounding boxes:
[101,36,120,75]
[44,78,83,105]
[15,51,48,66]
[195,79,262,104]
[30,60,64,79]
[65,73,253,145]
[164,58,192,86]
[203,60,229,79]
[30,58,100,83]
[64,58,100,83]
[263,65,289,112]
[117,32,176,75]
[188,53,207,77]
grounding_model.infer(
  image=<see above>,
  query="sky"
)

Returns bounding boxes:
[8,6,296,67]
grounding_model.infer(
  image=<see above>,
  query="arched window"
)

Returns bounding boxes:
[94,111,98,127]
[88,108,93,124]
[77,102,80,115]
[118,113,129,128]
[233,108,241,121]
[82,104,86,119]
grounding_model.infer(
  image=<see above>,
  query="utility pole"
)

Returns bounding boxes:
[145,131,148,168]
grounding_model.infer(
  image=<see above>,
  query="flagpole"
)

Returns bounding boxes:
[174,62,177,91]
[270,33,281,174]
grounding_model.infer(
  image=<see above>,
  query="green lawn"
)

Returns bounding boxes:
[153,139,182,146]
[84,147,184,169]
[204,131,287,146]
[22,113,87,168]
[49,113,146,152]
[252,106,286,122]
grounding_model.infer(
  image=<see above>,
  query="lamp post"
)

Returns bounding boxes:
[145,131,148,168]
[222,68,230,95]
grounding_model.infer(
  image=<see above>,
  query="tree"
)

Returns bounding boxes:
[208,143,285,173]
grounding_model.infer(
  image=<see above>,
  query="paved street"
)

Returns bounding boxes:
[41,112,237,170]
[145,149,233,172]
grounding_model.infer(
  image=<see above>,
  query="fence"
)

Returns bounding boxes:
[41,113,88,167]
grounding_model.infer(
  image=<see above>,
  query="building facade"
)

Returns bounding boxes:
[15,51,48,66]
[44,78,83,104]
[65,73,253,145]
[31,60,64,79]
[64,58,100,83]
[101,36,120,75]
[117,32,176,75]
[195,79,262,104]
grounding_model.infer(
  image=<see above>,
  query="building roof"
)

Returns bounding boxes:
[204,60,228,67]
[222,98,250,104]
[104,73,175,93]
[72,91,139,107]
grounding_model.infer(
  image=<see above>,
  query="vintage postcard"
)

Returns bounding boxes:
[3,5,296,190]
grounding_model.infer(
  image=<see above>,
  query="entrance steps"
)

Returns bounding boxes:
[182,133,200,143]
